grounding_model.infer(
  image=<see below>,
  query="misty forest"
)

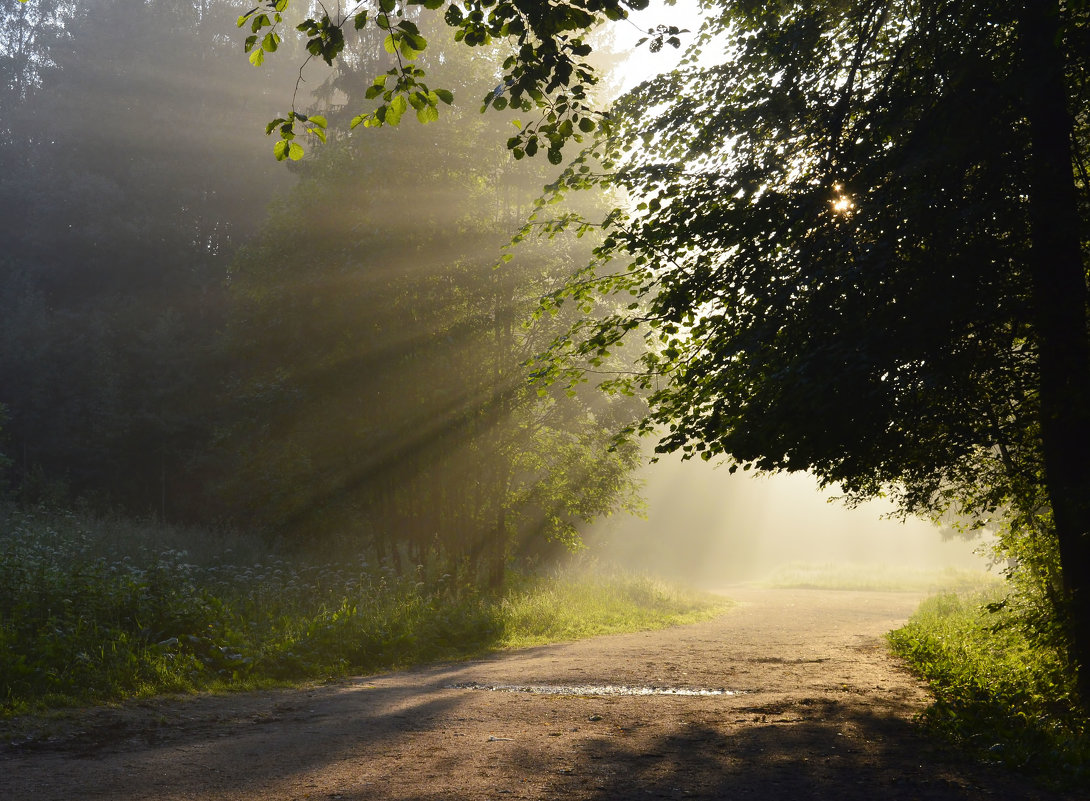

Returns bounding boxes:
[2,0,1089,793]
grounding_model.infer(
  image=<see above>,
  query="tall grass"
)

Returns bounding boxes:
[499,571,729,648]
[889,588,1088,785]
[0,506,728,716]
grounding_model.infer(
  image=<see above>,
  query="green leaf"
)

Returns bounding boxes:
[273,139,289,160]
[386,98,404,126]
[416,103,440,124]
[354,11,368,30]
[249,48,265,67]
[435,89,454,105]
[308,115,327,129]
[288,142,304,161]
[379,0,396,12]
[398,32,425,60]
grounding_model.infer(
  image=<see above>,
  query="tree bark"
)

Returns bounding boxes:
[1018,0,1090,706]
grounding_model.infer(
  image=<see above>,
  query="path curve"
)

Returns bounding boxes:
[0,587,1075,800]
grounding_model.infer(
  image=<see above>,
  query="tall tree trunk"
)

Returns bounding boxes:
[1019,1,1090,707]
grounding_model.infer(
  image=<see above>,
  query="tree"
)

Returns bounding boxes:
[0,0,299,516]
[231,0,1090,701]
[547,0,1090,703]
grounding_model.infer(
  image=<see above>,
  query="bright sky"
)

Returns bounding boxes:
[609,0,709,93]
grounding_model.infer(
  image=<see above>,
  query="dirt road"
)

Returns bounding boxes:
[1,588,1075,800]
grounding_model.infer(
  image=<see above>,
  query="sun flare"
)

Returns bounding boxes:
[829,183,856,215]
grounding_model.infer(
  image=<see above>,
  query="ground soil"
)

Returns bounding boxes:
[0,587,1079,800]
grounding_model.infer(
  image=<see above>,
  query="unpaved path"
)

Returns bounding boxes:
[1,587,1076,800]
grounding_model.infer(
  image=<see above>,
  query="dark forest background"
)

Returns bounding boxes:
[0,0,643,585]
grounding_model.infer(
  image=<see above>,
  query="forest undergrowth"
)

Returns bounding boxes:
[0,505,729,717]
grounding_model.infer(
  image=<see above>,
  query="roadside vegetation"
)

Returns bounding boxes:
[0,506,729,717]
[889,587,1089,787]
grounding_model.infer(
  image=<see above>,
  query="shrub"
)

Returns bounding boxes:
[889,588,1088,786]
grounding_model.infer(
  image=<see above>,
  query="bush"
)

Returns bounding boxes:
[889,588,1088,786]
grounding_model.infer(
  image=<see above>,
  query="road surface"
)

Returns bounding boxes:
[0,587,1074,800]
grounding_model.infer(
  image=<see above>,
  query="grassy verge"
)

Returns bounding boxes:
[0,507,728,717]
[760,561,1000,593]
[499,571,730,649]
[888,588,1088,786]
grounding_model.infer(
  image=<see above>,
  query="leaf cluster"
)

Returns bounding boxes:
[236,0,652,161]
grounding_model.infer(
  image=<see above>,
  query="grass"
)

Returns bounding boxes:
[499,571,730,649]
[760,560,1001,593]
[0,506,729,717]
[889,587,1089,786]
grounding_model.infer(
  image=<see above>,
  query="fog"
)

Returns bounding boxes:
[586,455,991,585]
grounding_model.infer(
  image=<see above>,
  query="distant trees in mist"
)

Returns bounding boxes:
[0,1,642,585]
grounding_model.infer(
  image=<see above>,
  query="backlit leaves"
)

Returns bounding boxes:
[237,0,660,162]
